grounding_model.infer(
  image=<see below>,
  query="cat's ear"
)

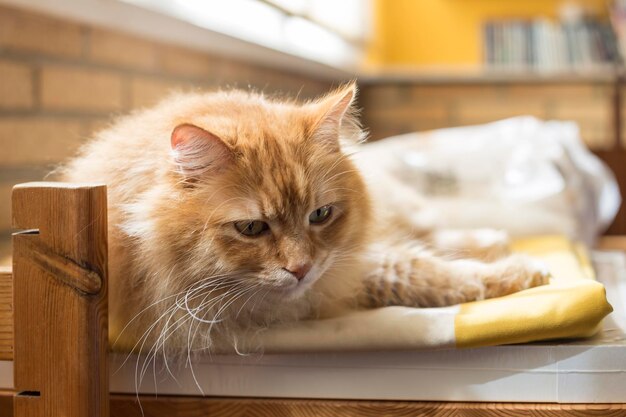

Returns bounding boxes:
[312,82,360,151]
[170,124,232,178]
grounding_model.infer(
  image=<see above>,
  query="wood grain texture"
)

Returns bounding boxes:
[597,236,626,252]
[595,150,626,236]
[12,182,109,417]
[0,390,15,417]
[0,267,12,360]
[110,396,626,417]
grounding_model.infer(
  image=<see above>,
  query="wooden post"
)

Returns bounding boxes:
[0,267,12,361]
[12,183,109,417]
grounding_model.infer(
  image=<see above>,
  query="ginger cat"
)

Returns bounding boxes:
[60,83,548,354]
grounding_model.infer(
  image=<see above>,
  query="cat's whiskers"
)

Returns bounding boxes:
[113,290,183,353]
[185,282,264,394]
[205,283,261,336]
[225,286,272,356]
[137,283,239,395]
[187,283,261,366]
[156,304,185,387]
[317,169,361,196]
[132,273,250,396]
[321,151,350,174]
[133,300,183,405]
[327,149,360,172]
[138,275,256,364]
[116,267,194,369]
[235,285,269,320]
[115,270,235,350]
[243,284,273,328]
[180,278,247,321]
[316,156,352,186]
[187,282,261,343]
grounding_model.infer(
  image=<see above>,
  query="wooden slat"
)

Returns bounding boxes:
[12,182,109,417]
[595,151,626,236]
[597,236,626,252]
[0,390,15,417]
[0,267,11,361]
[110,396,626,417]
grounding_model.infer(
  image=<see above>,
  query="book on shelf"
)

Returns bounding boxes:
[610,0,626,66]
[483,16,620,73]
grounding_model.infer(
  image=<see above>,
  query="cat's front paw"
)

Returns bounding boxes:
[483,254,551,299]
[524,257,552,288]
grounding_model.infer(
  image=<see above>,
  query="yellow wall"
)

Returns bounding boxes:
[368,0,609,67]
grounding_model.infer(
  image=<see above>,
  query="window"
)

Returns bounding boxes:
[118,0,369,68]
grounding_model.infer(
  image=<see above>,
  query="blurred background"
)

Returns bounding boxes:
[2,0,626,259]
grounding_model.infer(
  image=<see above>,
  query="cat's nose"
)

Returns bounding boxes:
[283,262,312,281]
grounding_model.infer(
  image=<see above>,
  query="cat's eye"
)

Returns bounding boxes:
[309,205,333,225]
[234,220,269,237]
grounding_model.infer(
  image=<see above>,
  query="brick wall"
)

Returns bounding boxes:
[0,4,332,244]
[360,82,616,150]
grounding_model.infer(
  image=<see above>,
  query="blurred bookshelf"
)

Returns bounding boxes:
[367,0,626,82]
[482,17,619,75]
[611,0,626,68]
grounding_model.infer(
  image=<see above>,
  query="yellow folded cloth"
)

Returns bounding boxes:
[455,235,613,347]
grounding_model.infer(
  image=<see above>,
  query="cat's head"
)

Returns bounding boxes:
[162,83,371,302]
